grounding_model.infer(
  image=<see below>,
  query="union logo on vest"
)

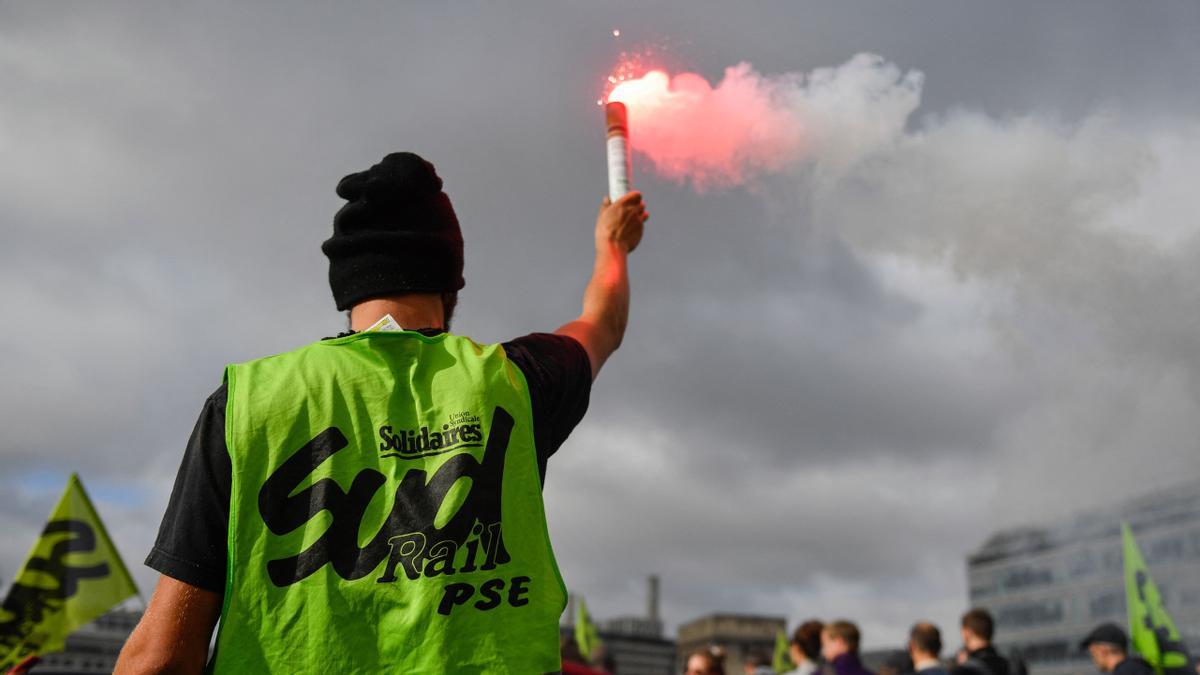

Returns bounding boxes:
[257,406,531,615]
[377,408,484,460]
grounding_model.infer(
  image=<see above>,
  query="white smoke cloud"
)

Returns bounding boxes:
[629,52,1200,402]
[786,53,924,179]
[622,50,1200,523]
[794,57,1200,371]
[782,55,1200,517]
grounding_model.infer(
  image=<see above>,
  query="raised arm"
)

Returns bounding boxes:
[556,191,647,379]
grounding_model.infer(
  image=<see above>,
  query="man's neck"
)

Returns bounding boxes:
[1103,655,1126,673]
[350,295,445,332]
[964,637,989,654]
[913,656,942,671]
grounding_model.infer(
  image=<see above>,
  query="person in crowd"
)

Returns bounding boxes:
[685,647,727,675]
[908,622,948,675]
[950,609,1010,675]
[822,620,877,675]
[597,648,619,675]
[744,650,776,675]
[878,649,913,675]
[1080,623,1154,675]
[789,620,825,675]
[562,634,609,675]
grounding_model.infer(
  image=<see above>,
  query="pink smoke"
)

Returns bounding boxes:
[607,64,805,191]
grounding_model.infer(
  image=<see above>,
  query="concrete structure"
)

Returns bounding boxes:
[605,575,665,639]
[29,607,141,674]
[967,480,1200,675]
[564,575,677,675]
[597,630,677,675]
[676,613,786,674]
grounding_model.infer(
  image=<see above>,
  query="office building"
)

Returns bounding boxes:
[967,480,1200,675]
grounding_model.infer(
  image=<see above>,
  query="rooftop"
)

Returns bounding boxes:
[969,479,1200,566]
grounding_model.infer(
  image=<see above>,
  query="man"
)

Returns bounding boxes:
[685,648,727,675]
[877,651,913,675]
[822,620,876,675]
[744,651,776,675]
[789,620,825,675]
[908,622,948,675]
[950,609,1009,675]
[115,152,648,672]
[1080,623,1154,675]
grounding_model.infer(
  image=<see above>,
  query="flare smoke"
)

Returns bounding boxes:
[604,51,1200,394]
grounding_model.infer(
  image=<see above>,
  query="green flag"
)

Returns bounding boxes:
[0,474,139,668]
[574,597,603,664]
[1122,522,1189,675]
[774,629,795,673]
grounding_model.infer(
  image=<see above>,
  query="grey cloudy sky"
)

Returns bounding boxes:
[3,1,1199,649]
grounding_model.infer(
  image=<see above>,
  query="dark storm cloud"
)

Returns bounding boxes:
[3,0,1199,648]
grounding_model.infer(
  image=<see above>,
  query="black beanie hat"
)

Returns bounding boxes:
[322,152,465,311]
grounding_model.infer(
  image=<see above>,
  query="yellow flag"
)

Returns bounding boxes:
[0,474,139,668]
[774,629,796,673]
[1123,522,1190,675]
[574,597,603,664]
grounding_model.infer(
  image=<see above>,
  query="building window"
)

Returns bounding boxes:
[1014,640,1071,663]
[1146,535,1186,564]
[1066,549,1097,580]
[999,566,1054,591]
[1102,547,1122,573]
[995,600,1064,628]
[1179,587,1200,608]
[1089,591,1125,619]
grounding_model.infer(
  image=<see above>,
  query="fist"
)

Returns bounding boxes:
[596,191,647,253]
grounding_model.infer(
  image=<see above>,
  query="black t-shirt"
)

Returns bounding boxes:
[1112,659,1155,675]
[146,332,592,594]
[951,647,1011,675]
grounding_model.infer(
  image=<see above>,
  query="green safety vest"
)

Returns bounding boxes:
[210,331,566,674]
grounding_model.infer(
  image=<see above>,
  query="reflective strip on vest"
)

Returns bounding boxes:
[211,332,566,674]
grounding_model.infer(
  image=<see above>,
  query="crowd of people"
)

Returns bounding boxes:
[671,608,1153,675]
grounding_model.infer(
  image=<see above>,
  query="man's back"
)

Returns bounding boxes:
[1113,657,1155,675]
[115,150,648,674]
[953,646,1010,675]
[831,653,877,675]
[213,332,565,672]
